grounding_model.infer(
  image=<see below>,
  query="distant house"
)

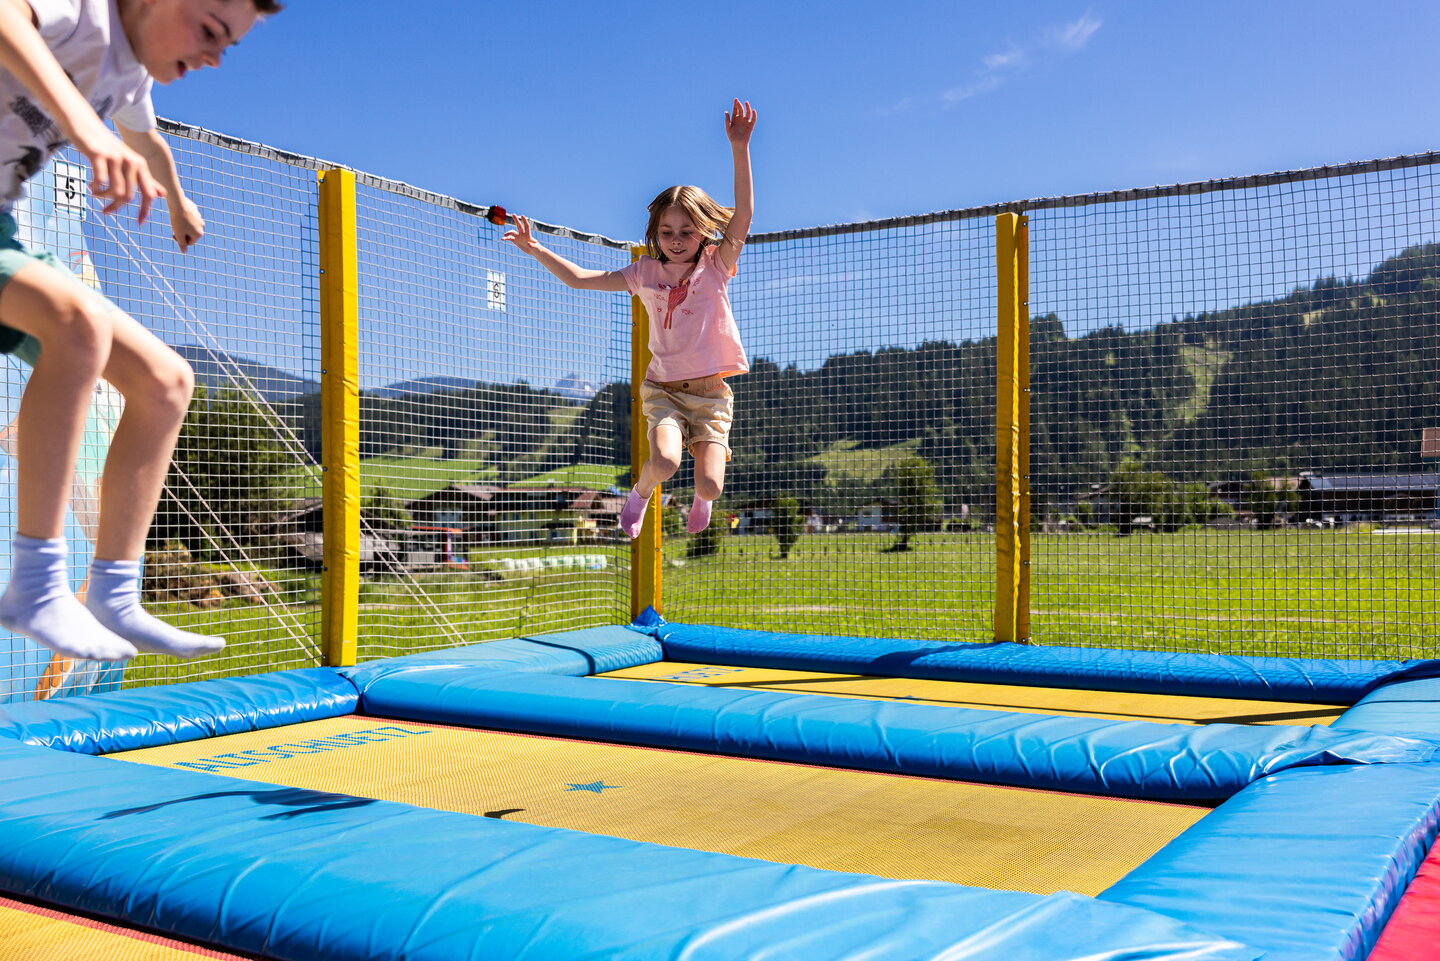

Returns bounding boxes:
[272,483,627,566]
[407,483,624,544]
[406,484,506,542]
[1206,476,1302,525]
[1298,472,1438,523]
[856,499,898,532]
[269,498,403,572]
[729,498,826,535]
[731,499,774,535]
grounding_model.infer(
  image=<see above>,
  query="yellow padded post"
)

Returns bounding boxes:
[318,169,359,666]
[995,212,1030,643]
[630,245,662,619]
[1016,215,1031,641]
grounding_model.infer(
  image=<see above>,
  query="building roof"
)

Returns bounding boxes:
[1301,473,1439,492]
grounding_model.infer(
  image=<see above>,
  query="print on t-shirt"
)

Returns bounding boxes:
[660,279,690,330]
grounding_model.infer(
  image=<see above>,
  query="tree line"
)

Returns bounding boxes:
[571,242,1440,524]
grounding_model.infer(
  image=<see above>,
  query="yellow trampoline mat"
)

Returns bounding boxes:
[112,716,1208,896]
[597,662,1346,726]
[0,897,246,960]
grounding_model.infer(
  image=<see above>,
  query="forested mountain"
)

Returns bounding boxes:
[294,381,560,469]
[266,243,1438,522]
[569,243,1439,519]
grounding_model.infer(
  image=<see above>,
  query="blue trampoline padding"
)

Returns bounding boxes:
[340,626,662,692]
[1102,762,1440,961]
[356,669,1437,801]
[0,740,1259,961]
[0,668,357,755]
[651,622,1425,703]
[1332,677,1440,738]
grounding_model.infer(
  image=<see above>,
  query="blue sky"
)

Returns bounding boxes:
[152,1,1440,243]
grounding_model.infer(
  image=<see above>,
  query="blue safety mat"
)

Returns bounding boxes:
[355,667,1437,801]
[1334,677,1440,739]
[341,626,662,692]
[0,668,356,754]
[0,738,1258,961]
[1103,762,1440,961]
[649,622,1429,702]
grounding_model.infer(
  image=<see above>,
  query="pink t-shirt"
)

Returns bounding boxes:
[620,245,749,382]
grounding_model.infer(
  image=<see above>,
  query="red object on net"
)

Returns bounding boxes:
[487,206,507,226]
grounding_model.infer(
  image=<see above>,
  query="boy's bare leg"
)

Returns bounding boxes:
[687,441,727,534]
[620,424,683,538]
[89,309,192,560]
[82,309,222,658]
[0,262,135,660]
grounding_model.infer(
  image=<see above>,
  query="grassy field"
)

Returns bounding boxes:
[665,529,1438,661]
[120,527,1437,690]
[510,463,629,490]
[808,438,923,481]
[280,450,498,503]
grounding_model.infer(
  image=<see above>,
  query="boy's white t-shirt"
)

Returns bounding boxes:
[0,0,155,209]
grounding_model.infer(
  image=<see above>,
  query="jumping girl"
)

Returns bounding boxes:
[504,98,756,538]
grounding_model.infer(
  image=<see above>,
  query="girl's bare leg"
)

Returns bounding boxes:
[686,441,728,533]
[620,425,683,538]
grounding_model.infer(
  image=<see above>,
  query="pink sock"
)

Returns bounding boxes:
[687,496,712,534]
[619,488,650,539]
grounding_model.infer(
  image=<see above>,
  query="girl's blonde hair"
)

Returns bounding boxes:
[644,186,734,262]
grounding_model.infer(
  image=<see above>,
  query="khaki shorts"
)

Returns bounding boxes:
[641,375,734,457]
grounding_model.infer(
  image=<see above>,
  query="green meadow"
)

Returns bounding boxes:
[123,527,1436,690]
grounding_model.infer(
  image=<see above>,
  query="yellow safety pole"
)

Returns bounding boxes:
[995,212,1030,643]
[630,246,662,619]
[318,169,359,666]
[1016,215,1031,641]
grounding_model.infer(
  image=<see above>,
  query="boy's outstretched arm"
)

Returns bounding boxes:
[118,125,203,252]
[504,214,629,291]
[0,0,162,220]
[716,98,756,276]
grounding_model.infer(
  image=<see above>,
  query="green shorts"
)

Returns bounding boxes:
[0,210,119,366]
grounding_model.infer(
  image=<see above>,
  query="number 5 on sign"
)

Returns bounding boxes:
[486,270,506,311]
[54,160,86,213]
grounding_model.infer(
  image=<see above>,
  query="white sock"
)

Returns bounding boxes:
[85,558,225,658]
[0,535,136,662]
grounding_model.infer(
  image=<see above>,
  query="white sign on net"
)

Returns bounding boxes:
[486,270,506,311]
[53,160,86,213]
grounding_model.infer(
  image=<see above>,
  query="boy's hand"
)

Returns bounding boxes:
[73,121,165,223]
[169,195,204,253]
[725,99,756,147]
[502,214,539,254]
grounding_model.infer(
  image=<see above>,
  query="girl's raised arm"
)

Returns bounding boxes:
[504,214,629,292]
[716,98,756,276]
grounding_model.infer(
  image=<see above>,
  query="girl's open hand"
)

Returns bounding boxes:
[503,213,538,254]
[725,99,756,146]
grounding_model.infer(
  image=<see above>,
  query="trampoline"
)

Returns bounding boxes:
[111,715,1208,895]
[1,620,1439,961]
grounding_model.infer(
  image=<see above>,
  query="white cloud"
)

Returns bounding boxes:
[881,13,1100,116]
[878,95,917,116]
[982,44,1028,72]
[941,74,1005,106]
[1047,13,1102,51]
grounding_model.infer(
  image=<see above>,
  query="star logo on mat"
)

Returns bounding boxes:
[565,780,621,794]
